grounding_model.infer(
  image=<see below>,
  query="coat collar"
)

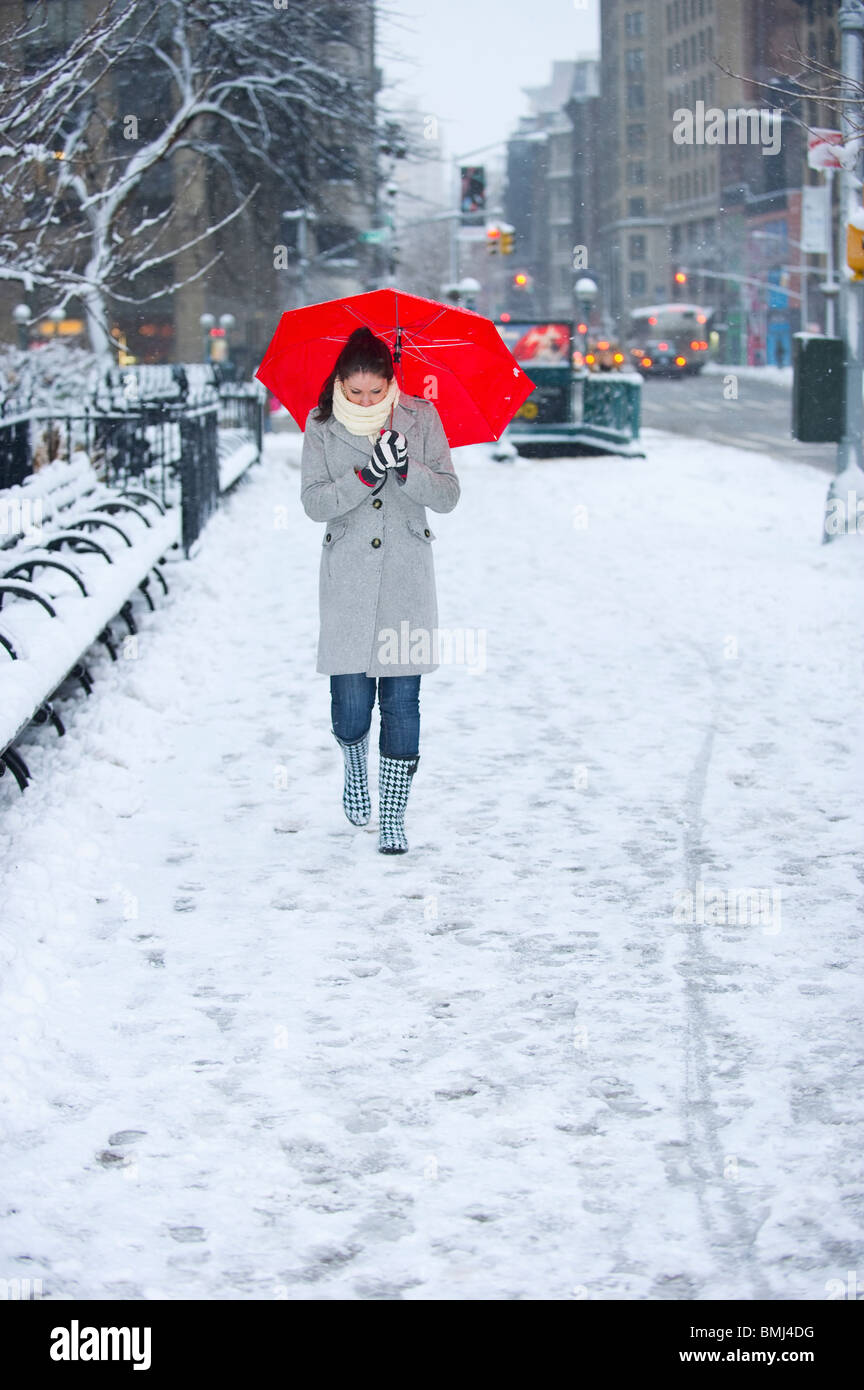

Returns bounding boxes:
[326,393,419,457]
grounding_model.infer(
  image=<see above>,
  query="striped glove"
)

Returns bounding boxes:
[372,430,408,469]
[357,452,387,486]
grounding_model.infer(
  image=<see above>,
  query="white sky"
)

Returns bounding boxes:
[379,0,600,162]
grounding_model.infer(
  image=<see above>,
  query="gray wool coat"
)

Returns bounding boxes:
[300,394,461,677]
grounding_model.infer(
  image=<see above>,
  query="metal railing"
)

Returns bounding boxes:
[0,369,263,556]
[581,375,642,440]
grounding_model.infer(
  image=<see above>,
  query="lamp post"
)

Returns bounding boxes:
[574,276,598,361]
[13,303,32,351]
[199,312,215,363]
[219,313,236,378]
[458,276,481,311]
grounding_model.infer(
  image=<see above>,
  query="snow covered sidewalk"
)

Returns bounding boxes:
[0,427,862,1301]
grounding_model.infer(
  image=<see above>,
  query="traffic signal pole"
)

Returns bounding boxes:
[824,0,864,540]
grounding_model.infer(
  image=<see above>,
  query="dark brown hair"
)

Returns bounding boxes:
[314,326,394,422]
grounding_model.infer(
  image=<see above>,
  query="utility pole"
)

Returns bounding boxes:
[824,0,864,541]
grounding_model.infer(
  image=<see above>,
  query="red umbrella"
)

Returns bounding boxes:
[255,287,535,446]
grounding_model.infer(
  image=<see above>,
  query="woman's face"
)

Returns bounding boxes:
[341,371,390,408]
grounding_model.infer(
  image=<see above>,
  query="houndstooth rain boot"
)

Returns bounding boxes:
[333,732,371,826]
[378,753,420,854]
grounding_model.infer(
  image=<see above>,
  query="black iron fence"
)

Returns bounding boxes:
[0,369,263,555]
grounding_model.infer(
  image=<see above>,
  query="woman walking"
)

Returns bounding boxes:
[301,326,460,853]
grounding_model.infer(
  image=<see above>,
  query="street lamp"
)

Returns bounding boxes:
[219,313,237,378]
[13,303,32,351]
[458,276,481,311]
[574,276,598,359]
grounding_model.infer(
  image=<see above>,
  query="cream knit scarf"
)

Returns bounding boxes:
[331,375,400,441]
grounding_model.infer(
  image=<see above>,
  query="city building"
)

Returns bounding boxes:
[599,0,841,359]
[504,59,600,323]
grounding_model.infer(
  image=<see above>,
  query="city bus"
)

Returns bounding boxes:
[627,303,714,376]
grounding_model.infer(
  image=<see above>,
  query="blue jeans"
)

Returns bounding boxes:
[331,674,421,758]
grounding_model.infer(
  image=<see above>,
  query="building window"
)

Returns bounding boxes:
[626,49,645,73]
[625,12,644,38]
[628,162,646,184]
[627,83,645,108]
[629,234,647,259]
[630,271,647,295]
[629,197,646,217]
[627,123,647,149]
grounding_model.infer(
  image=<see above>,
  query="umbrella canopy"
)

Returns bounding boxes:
[255,288,536,446]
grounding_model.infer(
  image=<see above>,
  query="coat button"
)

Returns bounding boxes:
[372,498,382,509]
[325,532,331,542]
[424,528,430,537]
[371,537,381,548]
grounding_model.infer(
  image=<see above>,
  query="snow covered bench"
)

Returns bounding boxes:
[0,453,179,790]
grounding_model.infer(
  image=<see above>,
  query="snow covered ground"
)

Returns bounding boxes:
[1,426,862,1302]
[703,362,794,388]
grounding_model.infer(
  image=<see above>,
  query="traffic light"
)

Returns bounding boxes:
[673,268,687,299]
[486,224,501,254]
[513,271,531,290]
[500,228,514,254]
[460,165,486,223]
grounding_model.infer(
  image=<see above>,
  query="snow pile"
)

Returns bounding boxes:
[0,427,861,1300]
[703,361,794,387]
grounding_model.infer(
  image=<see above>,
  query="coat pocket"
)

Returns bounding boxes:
[323,518,349,547]
[405,516,436,543]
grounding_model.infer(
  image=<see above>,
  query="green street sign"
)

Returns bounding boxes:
[360,227,390,244]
